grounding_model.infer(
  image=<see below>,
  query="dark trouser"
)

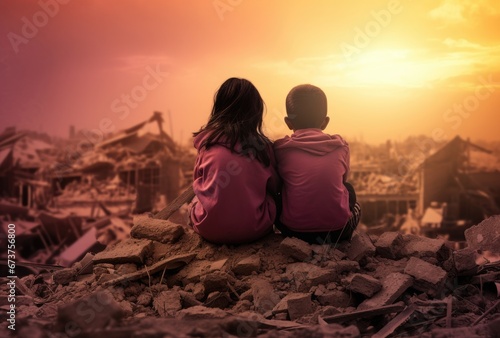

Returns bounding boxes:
[275,182,361,245]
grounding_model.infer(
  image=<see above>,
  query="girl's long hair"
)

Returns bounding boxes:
[193,77,271,166]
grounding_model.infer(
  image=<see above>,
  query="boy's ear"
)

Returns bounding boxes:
[320,116,330,130]
[284,117,295,130]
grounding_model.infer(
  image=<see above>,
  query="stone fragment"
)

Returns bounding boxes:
[404,257,447,297]
[464,215,500,253]
[286,293,314,320]
[136,293,152,307]
[233,255,261,275]
[57,290,124,333]
[176,305,229,320]
[280,237,313,261]
[316,290,353,308]
[115,263,138,275]
[328,260,360,275]
[131,215,184,244]
[93,239,152,264]
[205,291,231,309]
[202,271,230,294]
[401,234,450,261]
[347,231,376,261]
[53,268,77,285]
[453,248,479,274]
[358,272,413,310]
[375,232,404,259]
[347,274,382,297]
[153,290,182,317]
[251,279,280,314]
[178,290,201,308]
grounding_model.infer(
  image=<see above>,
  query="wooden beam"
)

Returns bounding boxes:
[154,185,195,220]
[320,302,405,324]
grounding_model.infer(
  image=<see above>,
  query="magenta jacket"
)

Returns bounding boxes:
[274,129,351,232]
[189,131,280,244]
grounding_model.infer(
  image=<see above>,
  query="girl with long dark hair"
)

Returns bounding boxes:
[189,77,280,244]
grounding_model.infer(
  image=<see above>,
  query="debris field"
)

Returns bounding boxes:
[1,215,500,338]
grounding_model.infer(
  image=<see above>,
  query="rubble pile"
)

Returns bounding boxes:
[353,173,418,195]
[2,216,500,337]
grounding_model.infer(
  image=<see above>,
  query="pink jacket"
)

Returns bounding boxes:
[274,129,351,232]
[190,131,280,244]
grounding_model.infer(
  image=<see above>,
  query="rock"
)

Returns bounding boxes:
[56,290,124,333]
[347,231,376,262]
[453,248,479,274]
[404,257,447,297]
[233,255,261,275]
[286,262,334,291]
[307,268,336,287]
[280,237,313,261]
[358,272,413,310]
[347,273,382,297]
[401,234,451,261]
[115,263,138,275]
[464,216,500,254]
[176,305,229,320]
[93,238,152,264]
[328,260,360,275]
[178,290,202,308]
[316,290,353,308]
[251,279,280,314]
[205,291,231,309]
[375,232,404,259]
[202,271,230,294]
[153,290,182,317]
[286,293,314,320]
[53,268,77,285]
[131,214,185,244]
[136,293,152,307]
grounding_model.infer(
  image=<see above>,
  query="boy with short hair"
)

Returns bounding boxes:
[274,84,361,244]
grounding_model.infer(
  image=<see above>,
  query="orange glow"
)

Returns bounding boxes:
[1,0,500,144]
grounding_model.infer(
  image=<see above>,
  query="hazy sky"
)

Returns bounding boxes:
[1,0,500,144]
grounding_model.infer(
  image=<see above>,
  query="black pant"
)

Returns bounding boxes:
[275,182,361,245]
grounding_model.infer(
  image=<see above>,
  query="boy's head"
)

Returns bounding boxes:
[285,84,329,131]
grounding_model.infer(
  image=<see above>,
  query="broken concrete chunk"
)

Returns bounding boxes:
[375,232,404,259]
[328,260,360,275]
[202,271,230,294]
[205,291,231,309]
[57,290,124,333]
[233,255,261,275]
[53,268,77,285]
[347,231,376,262]
[286,293,314,320]
[404,257,447,297]
[115,263,138,275]
[464,215,500,254]
[316,290,353,308]
[280,237,313,261]
[176,305,229,320]
[131,215,185,244]
[401,234,450,261]
[307,268,337,287]
[347,273,382,297]
[93,238,152,264]
[251,279,280,314]
[358,272,413,310]
[453,248,479,274]
[153,290,182,317]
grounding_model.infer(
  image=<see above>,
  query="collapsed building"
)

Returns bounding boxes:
[419,136,500,239]
[0,112,194,270]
